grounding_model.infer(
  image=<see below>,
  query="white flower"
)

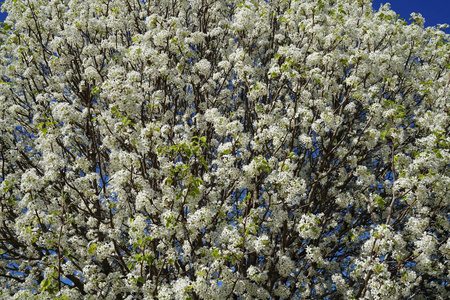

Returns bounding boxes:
[172,277,192,299]
[253,234,269,253]
[306,52,322,66]
[195,59,211,76]
[297,213,323,239]
[128,215,149,241]
[84,66,99,80]
[276,255,295,277]
[20,169,43,192]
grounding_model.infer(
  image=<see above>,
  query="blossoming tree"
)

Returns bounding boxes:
[0,0,449,298]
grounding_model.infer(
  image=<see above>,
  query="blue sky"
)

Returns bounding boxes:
[0,1,449,31]
[373,0,450,32]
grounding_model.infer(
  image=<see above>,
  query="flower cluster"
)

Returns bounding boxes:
[0,0,449,299]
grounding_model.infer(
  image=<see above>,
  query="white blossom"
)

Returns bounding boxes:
[0,0,449,298]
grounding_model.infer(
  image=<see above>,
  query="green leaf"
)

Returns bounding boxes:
[41,278,50,289]
[88,243,97,255]
[375,196,386,208]
[211,248,220,259]
[145,254,153,264]
[433,149,443,159]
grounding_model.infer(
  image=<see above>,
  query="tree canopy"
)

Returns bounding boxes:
[0,0,449,299]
